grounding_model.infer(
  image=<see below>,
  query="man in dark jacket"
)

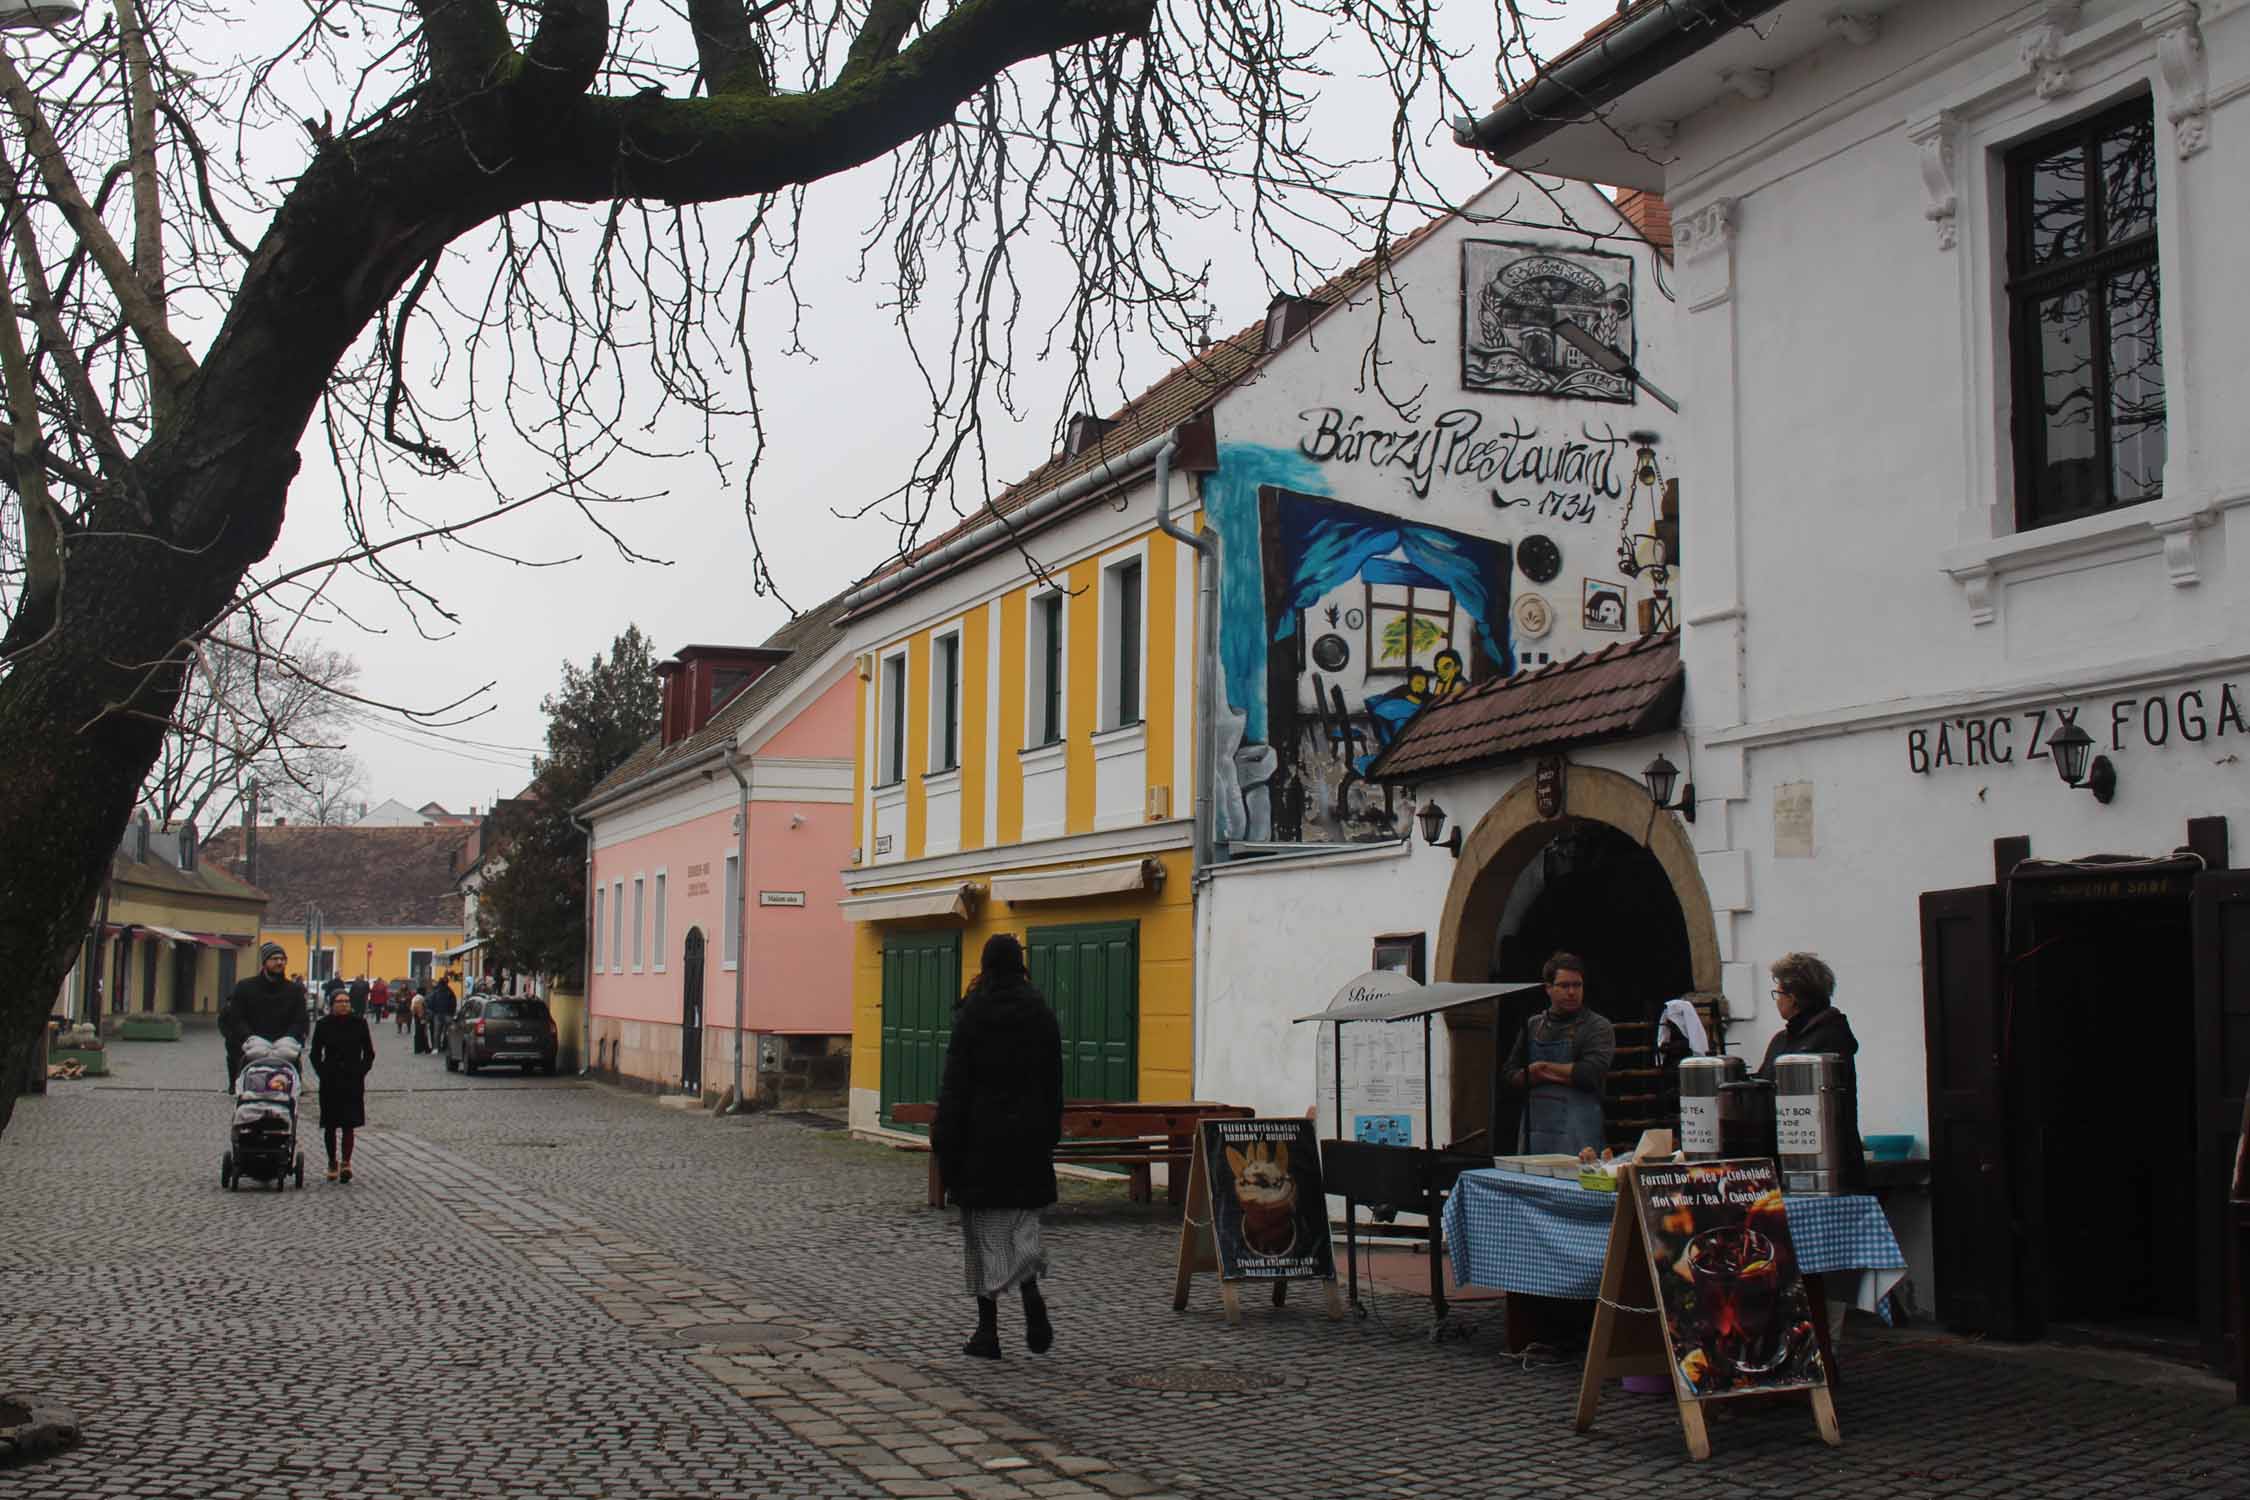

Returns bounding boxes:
[220,943,309,1089]
[347,975,370,1017]
[933,933,1063,1359]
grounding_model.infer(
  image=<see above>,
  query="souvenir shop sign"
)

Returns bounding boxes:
[1904,679,2250,776]
[1576,1160,1837,1461]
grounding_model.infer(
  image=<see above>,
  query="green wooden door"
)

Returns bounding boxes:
[1027,921,1138,1102]
[879,929,960,1129]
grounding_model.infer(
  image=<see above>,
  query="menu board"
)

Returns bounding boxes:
[1313,970,1448,1146]
[1630,1159,1827,1399]
[1200,1117,1337,1283]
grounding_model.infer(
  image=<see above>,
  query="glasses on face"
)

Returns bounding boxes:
[1550,979,1584,990]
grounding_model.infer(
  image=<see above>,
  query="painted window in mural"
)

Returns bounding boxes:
[1257,488,1510,845]
[1461,240,1635,404]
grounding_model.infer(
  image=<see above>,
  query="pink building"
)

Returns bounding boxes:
[578,595,856,1105]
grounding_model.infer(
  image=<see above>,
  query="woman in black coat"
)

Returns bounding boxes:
[310,988,377,1183]
[932,933,1063,1360]
[1755,951,1867,1191]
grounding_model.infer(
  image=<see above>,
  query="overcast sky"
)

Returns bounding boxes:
[249,2,1623,817]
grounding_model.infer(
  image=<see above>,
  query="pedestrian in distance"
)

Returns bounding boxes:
[410,990,429,1054]
[426,973,457,1053]
[932,932,1063,1360]
[394,983,415,1037]
[310,986,375,1182]
[218,943,309,1090]
[369,974,390,1023]
[347,973,370,1017]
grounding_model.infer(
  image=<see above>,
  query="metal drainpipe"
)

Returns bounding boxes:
[1151,438,1222,874]
[721,745,751,1111]
[568,810,594,1076]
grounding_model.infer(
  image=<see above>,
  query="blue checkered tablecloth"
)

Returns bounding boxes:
[1444,1167,1907,1318]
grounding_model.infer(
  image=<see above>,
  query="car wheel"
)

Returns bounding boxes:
[221,1154,235,1190]
[543,1058,558,1077]
[445,1050,458,1073]
[463,1054,478,1075]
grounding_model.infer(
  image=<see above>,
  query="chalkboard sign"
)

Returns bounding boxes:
[1202,1117,1337,1281]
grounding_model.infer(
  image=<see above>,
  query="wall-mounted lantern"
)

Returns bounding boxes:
[2044,720,2117,804]
[1416,799,1462,858]
[1641,753,1696,822]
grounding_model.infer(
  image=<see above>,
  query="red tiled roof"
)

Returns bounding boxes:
[201,824,472,930]
[1368,631,1682,781]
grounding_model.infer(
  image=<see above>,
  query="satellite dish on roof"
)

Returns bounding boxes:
[0,1,81,31]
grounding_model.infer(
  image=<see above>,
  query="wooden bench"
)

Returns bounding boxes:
[887,1101,1255,1207]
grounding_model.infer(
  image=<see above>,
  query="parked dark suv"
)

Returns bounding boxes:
[446,996,558,1076]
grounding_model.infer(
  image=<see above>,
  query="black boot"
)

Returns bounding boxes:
[1021,1279,1053,1354]
[963,1296,1001,1359]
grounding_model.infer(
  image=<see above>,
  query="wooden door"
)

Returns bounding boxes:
[680,927,705,1094]
[879,930,959,1129]
[1027,921,1139,1102]
[171,943,199,1013]
[1920,884,2025,1336]
[2192,871,2250,1366]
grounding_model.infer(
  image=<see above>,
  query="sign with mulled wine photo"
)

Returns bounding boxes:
[1632,1159,1827,1399]
[1200,1117,1336,1282]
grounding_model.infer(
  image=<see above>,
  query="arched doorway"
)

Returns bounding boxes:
[1433,763,1721,1152]
[680,927,706,1095]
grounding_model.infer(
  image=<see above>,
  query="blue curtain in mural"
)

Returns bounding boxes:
[1271,513,1507,665]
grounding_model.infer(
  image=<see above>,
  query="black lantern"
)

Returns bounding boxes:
[1416,799,1461,858]
[1641,752,1695,822]
[2045,719,2117,804]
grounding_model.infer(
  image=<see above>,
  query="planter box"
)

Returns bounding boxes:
[51,1047,108,1077]
[117,1016,181,1042]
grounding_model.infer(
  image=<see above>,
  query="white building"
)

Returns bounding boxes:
[1454,0,2248,1365]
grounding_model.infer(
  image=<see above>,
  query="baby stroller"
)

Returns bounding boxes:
[222,1036,306,1191]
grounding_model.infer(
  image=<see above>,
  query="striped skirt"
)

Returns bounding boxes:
[960,1208,1049,1297]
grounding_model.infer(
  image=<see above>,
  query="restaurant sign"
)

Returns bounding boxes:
[1904,679,2250,776]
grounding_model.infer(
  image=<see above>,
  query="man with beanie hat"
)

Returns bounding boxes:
[220,942,310,1090]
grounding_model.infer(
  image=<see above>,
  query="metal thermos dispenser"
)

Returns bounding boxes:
[1717,1077,1776,1161]
[1775,1052,1850,1195]
[1677,1055,1745,1160]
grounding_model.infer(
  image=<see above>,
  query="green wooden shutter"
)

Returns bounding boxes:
[1027,921,1138,1103]
[879,929,959,1129]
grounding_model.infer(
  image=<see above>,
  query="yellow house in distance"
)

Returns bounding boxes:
[203,823,473,987]
[53,817,270,1023]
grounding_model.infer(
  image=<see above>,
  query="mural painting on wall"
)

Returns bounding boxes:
[1254,487,1511,845]
[1461,240,1636,404]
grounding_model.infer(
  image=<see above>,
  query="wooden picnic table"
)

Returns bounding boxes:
[887,1100,1255,1207]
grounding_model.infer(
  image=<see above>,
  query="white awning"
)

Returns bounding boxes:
[437,937,488,960]
[137,923,198,944]
[990,859,1162,905]
[838,883,979,923]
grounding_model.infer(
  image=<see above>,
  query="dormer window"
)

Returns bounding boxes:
[1064,413,1116,456]
[1263,293,1323,351]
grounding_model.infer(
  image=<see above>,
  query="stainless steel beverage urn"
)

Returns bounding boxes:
[1677,1055,1745,1160]
[1774,1052,1851,1195]
[1718,1077,1776,1161]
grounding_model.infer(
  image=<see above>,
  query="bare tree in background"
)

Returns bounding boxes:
[137,615,360,833]
[0,0,1595,1134]
[262,745,369,828]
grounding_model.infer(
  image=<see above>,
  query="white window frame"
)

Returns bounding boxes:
[1098,540,1150,733]
[652,869,669,973]
[1024,585,1068,749]
[610,880,625,972]
[722,851,741,970]
[309,947,338,984]
[876,647,909,786]
[928,622,964,775]
[593,884,606,972]
[630,874,646,972]
[407,948,435,984]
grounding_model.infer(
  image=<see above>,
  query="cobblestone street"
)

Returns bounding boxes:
[2,1029,2243,1499]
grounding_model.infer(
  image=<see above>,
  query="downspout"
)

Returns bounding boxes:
[721,745,750,1112]
[568,810,594,1077]
[1152,437,1222,875]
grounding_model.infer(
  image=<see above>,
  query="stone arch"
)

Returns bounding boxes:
[1431,762,1721,994]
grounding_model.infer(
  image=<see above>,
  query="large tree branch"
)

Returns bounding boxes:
[687,0,771,98]
[516,0,611,115]
[0,50,198,406]
[412,0,512,93]
[530,0,1153,205]
[838,0,923,87]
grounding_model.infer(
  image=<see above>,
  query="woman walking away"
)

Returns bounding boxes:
[310,986,376,1182]
[932,934,1063,1359]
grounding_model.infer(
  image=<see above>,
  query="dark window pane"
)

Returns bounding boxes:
[1040,595,1062,745]
[2030,288,2100,518]
[2105,266,2166,504]
[1117,562,1141,725]
[2025,143,2086,265]
[2099,115,2157,245]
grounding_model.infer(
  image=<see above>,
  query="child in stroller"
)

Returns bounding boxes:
[223,1036,307,1191]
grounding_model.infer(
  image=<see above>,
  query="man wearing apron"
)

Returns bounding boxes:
[1502,952,1616,1156]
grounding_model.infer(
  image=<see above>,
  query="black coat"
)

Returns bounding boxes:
[1756,1004,1868,1191]
[311,1013,376,1129]
[219,973,308,1083]
[932,974,1063,1210]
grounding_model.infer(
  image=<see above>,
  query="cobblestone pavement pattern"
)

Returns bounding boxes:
[2,1029,2245,1499]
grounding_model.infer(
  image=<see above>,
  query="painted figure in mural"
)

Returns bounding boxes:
[1431,648,1469,700]
[1501,952,1615,1157]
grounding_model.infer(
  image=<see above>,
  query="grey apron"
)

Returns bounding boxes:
[1522,1019,1606,1156]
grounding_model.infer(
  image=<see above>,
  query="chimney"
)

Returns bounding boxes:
[1615,188,1673,257]
[243,785,259,888]
[1063,413,1116,457]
